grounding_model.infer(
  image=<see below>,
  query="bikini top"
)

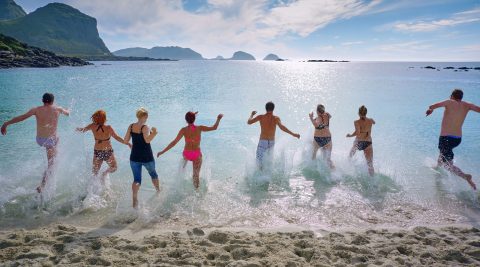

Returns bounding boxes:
[94,124,110,143]
[185,125,200,143]
[316,114,330,130]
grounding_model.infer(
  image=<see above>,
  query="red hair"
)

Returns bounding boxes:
[185,111,196,124]
[91,110,107,125]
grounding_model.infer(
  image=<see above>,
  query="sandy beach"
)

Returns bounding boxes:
[1,223,480,266]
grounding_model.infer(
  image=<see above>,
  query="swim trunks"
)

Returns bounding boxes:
[314,136,331,148]
[256,139,275,164]
[36,136,58,149]
[438,135,461,162]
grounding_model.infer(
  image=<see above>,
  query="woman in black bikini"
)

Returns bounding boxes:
[77,110,131,183]
[309,104,334,169]
[347,105,375,176]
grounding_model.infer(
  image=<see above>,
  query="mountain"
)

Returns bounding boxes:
[0,0,26,20]
[0,34,90,68]
[211,55,226,60]
[263,54,281,61]
[0,3,110,56]
[230,51,255,60]
[113,46,203,60]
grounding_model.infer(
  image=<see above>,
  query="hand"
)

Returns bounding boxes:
[151,127,157,134]
[250,111,257,117]
[294,133,300,139]
[1,123,7,135]
[127,143,132,149]
[346,134,352,138]
[309,112,314,119]
[157,151,163,158]
[426,108,433,116]
[194,111,199,115]
[217,114,224,120]
[75,127,83,132]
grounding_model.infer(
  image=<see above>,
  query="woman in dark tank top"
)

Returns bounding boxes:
[123,108,160,208]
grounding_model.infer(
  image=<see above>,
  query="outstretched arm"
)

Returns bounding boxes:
[76,123,93,133]
[277,118,300,139]
[469,103,480,113]
[142,126,157,144]
[110,126,131,147]
[247,111,261,125]
[57,106,70,116]
[1,108,36,135]
[426,100,448,116]
[347,121,359,138]
[157,129,184,157]
[200,114,223,132]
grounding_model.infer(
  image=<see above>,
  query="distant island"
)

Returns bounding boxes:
[211,55,226,60]
[230,51,255,60]
[263,54,284,61]
[113,46,203,60]
[307,59,349,62]
[0,34,90,68]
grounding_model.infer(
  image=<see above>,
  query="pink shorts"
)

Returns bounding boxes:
[183,150,201,161]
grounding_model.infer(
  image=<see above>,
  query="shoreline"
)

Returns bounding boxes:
[1,222,479,266]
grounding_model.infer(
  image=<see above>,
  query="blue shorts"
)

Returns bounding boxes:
[36,136,58,149]
[256,139,275,165]
[438,136,461,162]
[130,161,158,184]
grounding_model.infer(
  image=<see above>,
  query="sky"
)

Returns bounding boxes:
[16,0,480,61]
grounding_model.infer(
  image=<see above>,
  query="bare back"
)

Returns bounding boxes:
[355,118,374,142]
[440,100,470,136]
[183,126,201,151]
[92,124,113,150]
[34,105,61,138]
[259,113,279,140]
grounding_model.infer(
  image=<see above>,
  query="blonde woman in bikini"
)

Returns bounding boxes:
[309,104,334,169]
[77,110,131,183]
[347,105,375,176]
[157,112,223,189]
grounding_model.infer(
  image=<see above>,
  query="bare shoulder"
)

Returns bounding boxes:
[142,125,150,132]
[369,118,376,124]
[274,116,281,123]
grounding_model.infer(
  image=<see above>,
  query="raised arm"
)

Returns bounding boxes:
[57,106,70,116]
[1,108,36,135]
[469,102,480,113]
[200,114,223,132]
[110,126,131,147]
[142,125,157,144]
[277,117,300,139]
[157,129,184,157]
[247,111,261,125]
[426,100,448,116]
[76,123,93,133]
[347,121,359,138]
[309,112,318,127]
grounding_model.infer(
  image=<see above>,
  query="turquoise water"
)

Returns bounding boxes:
[0,61,479,229]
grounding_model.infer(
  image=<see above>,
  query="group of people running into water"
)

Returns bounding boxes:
[1,89,478,207]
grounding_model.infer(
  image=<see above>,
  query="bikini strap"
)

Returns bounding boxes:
[96,124,104,133]
[140,125,145,132]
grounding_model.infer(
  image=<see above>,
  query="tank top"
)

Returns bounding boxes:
[129,124,154,163]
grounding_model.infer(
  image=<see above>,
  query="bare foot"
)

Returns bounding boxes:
[36,186,42,193]
[465,174,476,190]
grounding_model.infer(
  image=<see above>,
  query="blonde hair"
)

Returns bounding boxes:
[136,107,148,119]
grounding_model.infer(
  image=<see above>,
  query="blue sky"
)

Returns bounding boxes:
[16,0,480,61]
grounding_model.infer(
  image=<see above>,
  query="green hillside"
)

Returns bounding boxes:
[0,3,111,56]
[0,0,26,20]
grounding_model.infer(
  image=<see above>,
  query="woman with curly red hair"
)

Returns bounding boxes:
[77,110,131,182]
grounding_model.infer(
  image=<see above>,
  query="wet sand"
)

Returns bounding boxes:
[1,223,480,266]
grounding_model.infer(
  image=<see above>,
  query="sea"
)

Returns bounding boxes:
[0,61,479,230]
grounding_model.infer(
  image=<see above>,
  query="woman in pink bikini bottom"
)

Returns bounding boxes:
[157,112,223,189]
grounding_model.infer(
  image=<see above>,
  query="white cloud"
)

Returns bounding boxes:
[341,41,364,46]
[377,41,432,52]
[392,7,480,32]
[63,0,380,57]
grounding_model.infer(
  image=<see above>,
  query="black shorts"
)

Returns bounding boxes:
[314,136,331,148]
[94,149,114,161]
[438,136,461,162]
[357,141,372,151]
